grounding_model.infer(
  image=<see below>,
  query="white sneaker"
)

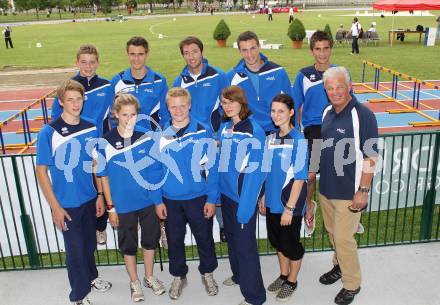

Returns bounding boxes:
[222,276,237,287]
[238,300,252,305]
[91,277,112,292]
[169,276,187,300]
[201,272,219,296]
[357,223,365,234]
[143,275,166,295]
[73,294,92,305]
[96,230,107,245]
[304,200,317,236]
[130,280,145,302]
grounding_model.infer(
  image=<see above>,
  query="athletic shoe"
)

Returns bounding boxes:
[334,287,361,305]
[222,277,238,287]
[91,277,112,292]
[201,272,219,296]
[304,200,317,236]
[143,275,166,296]
[319,265,341,285]
[160,221,168,249]
[73,295,91,305]
[356,223,365,234]
[238,300,252,305]
[276,282,297,302]
[96,230,107,245]
[169,276,187,300]
[267,276,285,294]
[130,280,145,302]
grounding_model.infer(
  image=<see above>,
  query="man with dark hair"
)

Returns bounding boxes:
[319,66,378,305]
[111,36,169,130]
[292,30,333,234]
[228,31,292,134]
[173,36,229,242]
[174,36,228,133]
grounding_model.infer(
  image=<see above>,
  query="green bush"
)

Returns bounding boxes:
[213,19,231,40]
[324,24,334,44]
[287,18,306,41]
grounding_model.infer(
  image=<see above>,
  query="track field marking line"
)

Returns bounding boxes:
[149,20,174,37]
[398,82,440,99]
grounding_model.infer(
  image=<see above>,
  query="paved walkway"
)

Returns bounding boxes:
[0,242,439,305]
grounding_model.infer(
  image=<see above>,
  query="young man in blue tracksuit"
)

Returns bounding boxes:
[218,85,266,305]
[111,36,169,130]
[154,87,219,300]
[228,31,292,134]
[97,93,165,302]
[36,80,111,305]
[173,36,228,133]
[292,30,334,233]
[173,36,229,242]
[50,44,114,245]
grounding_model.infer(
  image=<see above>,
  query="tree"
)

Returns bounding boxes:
[0,0,9,12]
[324,24,334,44]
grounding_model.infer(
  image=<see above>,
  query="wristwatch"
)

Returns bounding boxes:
[97,192,104,196]
[358,186,370,194]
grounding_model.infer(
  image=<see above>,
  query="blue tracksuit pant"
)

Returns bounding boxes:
[63,199,98,302]
[221,194,266,305]
[164,195,218,277]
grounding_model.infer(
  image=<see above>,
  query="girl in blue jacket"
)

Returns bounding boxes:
[218,85,266,305]
[258,94,308,302]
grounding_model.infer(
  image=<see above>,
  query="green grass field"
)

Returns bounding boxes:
[1,9,439,85]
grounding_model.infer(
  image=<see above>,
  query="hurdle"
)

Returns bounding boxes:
[0,90,54,154]
[359,61,440,127]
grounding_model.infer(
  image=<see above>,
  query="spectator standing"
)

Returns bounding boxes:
[289,7,294,23]
[268,6,273,21]
[3,26,13,49]
[350,17,362,55]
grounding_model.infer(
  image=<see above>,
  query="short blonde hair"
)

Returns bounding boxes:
[57,79,84,102]
[76,44,99,61]
[113,93,140,114]
[166,87,191,107]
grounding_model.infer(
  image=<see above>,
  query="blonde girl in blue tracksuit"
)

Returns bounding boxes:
[217,85,266,305]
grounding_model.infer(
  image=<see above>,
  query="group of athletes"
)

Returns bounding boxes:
[36,29,378,305]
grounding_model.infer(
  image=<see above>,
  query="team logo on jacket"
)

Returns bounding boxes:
[202,82,211,87]
[310,74,316,81]
[115,141,123,149]
[138,149,146,154]
[61,127,69,135]
[336,128,346,134]
[144,88,153,93]
[266,76,275,81]
[97,92,106,97]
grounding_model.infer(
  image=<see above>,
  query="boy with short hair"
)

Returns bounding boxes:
[111,36,169,130]
[36,79,112,305]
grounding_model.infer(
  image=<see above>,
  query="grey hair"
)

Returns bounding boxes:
[323,66,351,86]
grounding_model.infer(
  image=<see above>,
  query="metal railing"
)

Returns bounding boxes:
[0,130,439,271]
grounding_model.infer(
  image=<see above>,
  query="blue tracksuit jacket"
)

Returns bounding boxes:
[227,54,292,132]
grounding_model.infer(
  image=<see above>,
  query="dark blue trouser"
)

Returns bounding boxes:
[221,194,266,305]
[352,36,359,54]
[63,199,98,302]
[164,195,218,277]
